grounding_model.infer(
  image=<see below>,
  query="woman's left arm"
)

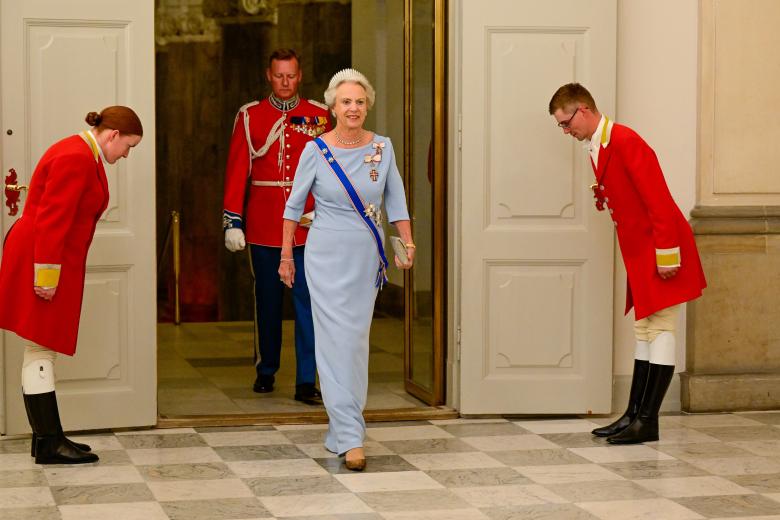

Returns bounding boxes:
[392,219,415,269]
[383,139,414,269]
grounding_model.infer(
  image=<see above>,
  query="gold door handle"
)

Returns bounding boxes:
[5,168,27,216]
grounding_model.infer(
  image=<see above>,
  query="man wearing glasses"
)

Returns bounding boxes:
[549,83,706,444]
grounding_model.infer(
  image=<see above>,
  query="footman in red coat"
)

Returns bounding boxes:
[0,106,143,464]
[549,83,706,444]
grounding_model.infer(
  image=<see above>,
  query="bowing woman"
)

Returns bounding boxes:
[280,69,414,471]
[0,106,143,464]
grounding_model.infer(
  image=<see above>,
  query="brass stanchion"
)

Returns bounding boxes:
[172,210,181,325]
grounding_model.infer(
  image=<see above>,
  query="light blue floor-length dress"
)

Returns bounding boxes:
[283,134,409,455]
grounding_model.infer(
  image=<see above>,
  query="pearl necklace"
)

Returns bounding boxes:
[335,130,364,146]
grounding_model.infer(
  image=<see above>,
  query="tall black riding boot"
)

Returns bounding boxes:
[607,363,674,444]
[23,393,91,457]
[25,391,98,464]
[23,391,35,457]
[592,359,650,437]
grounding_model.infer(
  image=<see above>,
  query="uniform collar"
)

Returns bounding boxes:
[590,115,612,152]
[269,93,300,112]
[81,130,106,164]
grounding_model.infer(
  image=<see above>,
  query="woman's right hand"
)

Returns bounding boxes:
[34,286,56,301]
[278,258,295,288]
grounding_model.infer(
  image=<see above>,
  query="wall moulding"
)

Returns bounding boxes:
[698,0,780,206]
[689,205,780,235]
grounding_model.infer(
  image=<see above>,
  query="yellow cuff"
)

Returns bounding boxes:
[34,264,61,288]
[656,248,681,268]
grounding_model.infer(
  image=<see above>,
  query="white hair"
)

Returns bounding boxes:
[323,68,375,110]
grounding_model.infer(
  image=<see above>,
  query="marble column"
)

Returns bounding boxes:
[682,207,780,412]
[682,0,780,411]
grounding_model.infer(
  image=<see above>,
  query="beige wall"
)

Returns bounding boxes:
[612,0,698,379]
[681,1,780,412]
[699,0,780,206]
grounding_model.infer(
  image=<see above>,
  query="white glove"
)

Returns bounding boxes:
[225,228,246,252]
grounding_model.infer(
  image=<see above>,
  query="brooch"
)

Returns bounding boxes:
[364,141,385,182]
[364,203,382,226]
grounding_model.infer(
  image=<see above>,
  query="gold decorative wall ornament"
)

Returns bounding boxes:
[241,0,267,15]
[156,3,221,46]
[201,0,278,23]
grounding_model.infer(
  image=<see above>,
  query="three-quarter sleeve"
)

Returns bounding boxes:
[382,139,410,223]
[284,141,318,221]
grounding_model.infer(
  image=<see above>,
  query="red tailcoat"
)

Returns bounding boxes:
[223,97,331,246]
[592,123,706,320]
[0,135,108,355]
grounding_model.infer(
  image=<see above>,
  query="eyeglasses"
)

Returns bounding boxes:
[557,107,580,129]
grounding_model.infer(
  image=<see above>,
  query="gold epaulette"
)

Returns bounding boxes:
[308,99,328,110]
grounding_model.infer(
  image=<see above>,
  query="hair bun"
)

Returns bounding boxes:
[85,111,102,127]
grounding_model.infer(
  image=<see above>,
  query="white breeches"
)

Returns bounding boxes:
[22,343,57,394]
[633,305,680,366]
[634,340,650,361]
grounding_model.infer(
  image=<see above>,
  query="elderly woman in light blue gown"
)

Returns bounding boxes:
[279,69,414,471]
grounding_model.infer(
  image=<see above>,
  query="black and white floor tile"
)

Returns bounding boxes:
[2,413,780,519]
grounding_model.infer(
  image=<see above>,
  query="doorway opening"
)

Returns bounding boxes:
[154,0,446,422]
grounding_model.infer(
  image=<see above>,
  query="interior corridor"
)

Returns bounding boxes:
[157,319,428,417]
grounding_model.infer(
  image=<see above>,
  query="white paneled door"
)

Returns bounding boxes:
[459,0,617,414]
[1,0,156,433]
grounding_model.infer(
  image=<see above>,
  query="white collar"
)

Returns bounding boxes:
[590,115,608,152]
[81,129,107,164]
[588,115,613,168]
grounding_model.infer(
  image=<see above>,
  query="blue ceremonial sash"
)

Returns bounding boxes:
[314,137,389,288]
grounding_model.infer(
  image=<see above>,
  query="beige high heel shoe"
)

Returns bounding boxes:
[345,447,366,471]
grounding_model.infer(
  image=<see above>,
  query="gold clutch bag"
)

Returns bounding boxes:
[300,210,315,228]
[390,236,408,265]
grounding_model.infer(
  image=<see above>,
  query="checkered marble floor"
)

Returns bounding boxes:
[2,413,780,519]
